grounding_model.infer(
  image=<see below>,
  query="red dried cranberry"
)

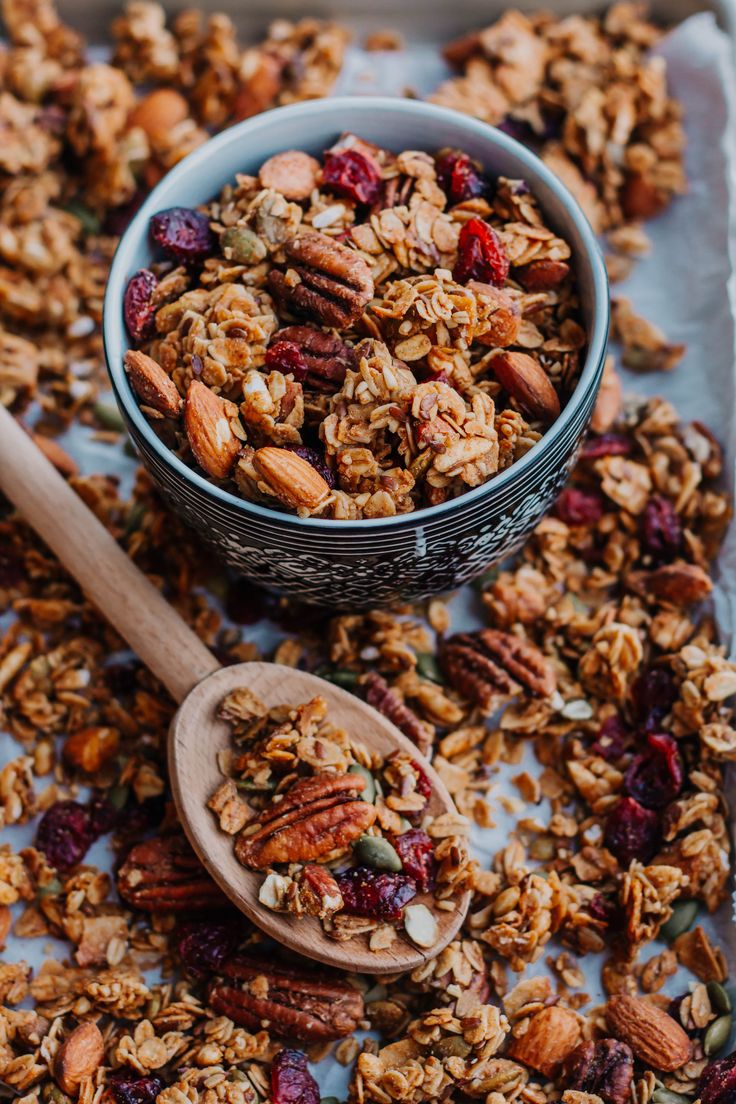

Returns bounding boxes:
[592,715,629,761]
[393,829,436,891]
[175,919,242,978]
[640,495,682,561]
[587,893,616,924]
[698,1053,736,1104]
[87,793,118,837]
[108,1069,166,1104]
[604,796,661,867]
[411,760,432,804]
[554,487,604,526]
[453,218,510,287]
[630,667,677,733]
[335,867,417,921]
[266,340,309,383]
[322,149,382,205]
[270,1049,320,1104]
[286,445,336,489]
[150,207,214,262]
[435,150,486,204]
[581,433,632,459]
[124,268,158,343]
[35,800,93,870]
[625,732,683,809]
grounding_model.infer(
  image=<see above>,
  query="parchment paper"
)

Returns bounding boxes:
[2,12,736,1098]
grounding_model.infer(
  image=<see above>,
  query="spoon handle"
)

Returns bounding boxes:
[0,405,220,704]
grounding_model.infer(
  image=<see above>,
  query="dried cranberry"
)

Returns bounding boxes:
[108,1069,166,1104]
[35,800,94,870]
[393,830,436,891]
[335,867,417,921]
[268,325,357,390]
[630,667,677,733]
[322,150,382,205]
[698,1053,736,1104]
[286,445,336,489]
[87,793,118,837]
[625,732,683,809]
[124,268,158,343]
[435,150,486,204]
[564,1039,634,1104]
[592,715,629,761]
[150,207,214,262]
[175,919,242,978]
[453,218,509,287]
[587,893,616,924]
[411,760,432,804]
[266,340,309,383]
[554,486,604,526]
[604,796,661,866]
[581,433,632,459]
[270,1049,320,1104]
[640,495,682,561]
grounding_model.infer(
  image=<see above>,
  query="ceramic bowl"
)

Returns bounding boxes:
[103,96,609,609]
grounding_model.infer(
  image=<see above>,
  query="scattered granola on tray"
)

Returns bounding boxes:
[208,690,470,951]
[123,137,585,518]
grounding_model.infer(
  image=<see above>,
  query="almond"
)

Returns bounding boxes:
[605,994,691,1071]
[254,446,331,512]
[129,88,189,143]
[491,351,561,424]
[184,379,240,480]
[124,350,182,418]
[259,150,320,200]
[53,1021,105,1095]
[507,1005,581,1077]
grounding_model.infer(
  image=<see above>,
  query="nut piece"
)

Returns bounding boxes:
[626,563,713,607]
[53,1022,105,1095]
[208,955,364,1041]
[440,628,556,711]
[184,379,240,480]
[259,151,320,200]
[124,350,182,418]
[564,1039,634,1104]
[235,772,377,869]
[491,350,561,423]
[362,672,433,756]
[129,88,189,143]
[508,1005,582,1078]
[63,726,119,773]
[471,282,521,347]
[605,994,691,1071]
[267,230,374,327]
[516,259,571,291]
[272,324,358,388]
[254,446,331,512]
[117,835,228,912]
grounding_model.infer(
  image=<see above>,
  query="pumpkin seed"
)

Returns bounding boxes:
[320,668,358,690]
[354,833,402,872]
[432,1037,472,1059]
[221,226,267,265]
[659,899,698,943]
[415,653,443,683]
[398,816,412,832]
[708,981,732,1014]
[36,879,62,898]
[321,1097,340,1104]
[473,567,499,591]
[93,402,126,432]
[704,1014,732,1056]
[348,763,376,803]
[651,1090,692,1104]
[64,200,101,236]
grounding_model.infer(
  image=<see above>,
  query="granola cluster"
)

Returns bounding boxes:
[123,140,584,518]
[208,691,471,951]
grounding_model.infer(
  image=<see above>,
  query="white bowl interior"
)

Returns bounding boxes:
[104,97,609,530]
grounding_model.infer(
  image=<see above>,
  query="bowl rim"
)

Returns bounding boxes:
[103,95,609,532]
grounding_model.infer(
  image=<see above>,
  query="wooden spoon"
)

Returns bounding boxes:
[0,406,471,973]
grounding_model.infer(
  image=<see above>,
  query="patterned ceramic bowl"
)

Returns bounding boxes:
[103,97,609,609]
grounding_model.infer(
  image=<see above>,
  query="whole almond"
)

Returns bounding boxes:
[254,447,331,512]
[129,88,189,143]
[53,1021,105,1095]
[124,350,182,418]
[605,995,691,1071]
[492,351,561,423]
[507,1005,581,1077]
[184,380,240,480]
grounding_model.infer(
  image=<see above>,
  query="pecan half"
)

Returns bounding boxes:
[362,672,433,756]
[235,772,377,869]
[267,230,374,327]
[271,324,358,389]
[440,628,556,710]
[208,955,364,1041]
[564,1039,634,1104]
[117,835,228,912]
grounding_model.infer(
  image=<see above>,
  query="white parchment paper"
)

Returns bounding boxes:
[2,12,736,1098]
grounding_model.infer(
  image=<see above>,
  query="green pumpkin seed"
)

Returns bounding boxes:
[348,763,376,803]
[708,981,732,1014]
[659,899,698,943]
[108,783,130,811]
[705,1014,732,1056]
[36,878,62,899]
[353,833,402,872]
[651,1090,692,1104]
[398,816,413,832]
[321,1097,340,1104]
[93,402,126,432]
[221,226,267,265]
[320,668,359,690]
[432,1037,472,1059]
[415,653,443,683]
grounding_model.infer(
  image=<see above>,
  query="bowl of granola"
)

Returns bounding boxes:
[104,96,609,608]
